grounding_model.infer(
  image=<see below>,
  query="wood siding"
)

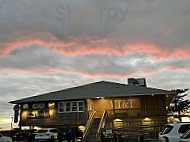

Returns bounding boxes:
[141,94,166,116]
[20,100,88,127]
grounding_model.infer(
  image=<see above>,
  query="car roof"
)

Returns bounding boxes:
[166,122,190,126]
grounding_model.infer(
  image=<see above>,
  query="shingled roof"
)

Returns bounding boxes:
[9,81,175,104]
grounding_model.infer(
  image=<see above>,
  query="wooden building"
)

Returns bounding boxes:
[9,80,175,140]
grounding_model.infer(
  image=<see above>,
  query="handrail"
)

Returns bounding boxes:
[97,110,108,140]
[82,110,96,141]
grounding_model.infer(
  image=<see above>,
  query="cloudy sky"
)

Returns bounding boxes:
[0,0,190,129]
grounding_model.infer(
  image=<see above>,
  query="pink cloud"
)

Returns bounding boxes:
[0,65,190,79]
[0,67,158,78]
[0,32,190,60]
[166,66,190,72]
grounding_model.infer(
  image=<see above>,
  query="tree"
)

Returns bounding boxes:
[168,89,190,122]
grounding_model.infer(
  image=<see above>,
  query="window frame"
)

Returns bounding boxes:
[22,104,29,109]
[58,101,84,113]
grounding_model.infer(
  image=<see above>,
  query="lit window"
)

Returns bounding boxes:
[58,101,84,113]
[32,103,45,109]
[23,104,29,109]
[48,102,55,108]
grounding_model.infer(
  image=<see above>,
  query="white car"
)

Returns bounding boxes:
[35,128,58,141]
[180,129,190,142]
[0,134,12,142]
[159,122,190,142]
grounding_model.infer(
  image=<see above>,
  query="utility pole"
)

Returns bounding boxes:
[11,117,13,130]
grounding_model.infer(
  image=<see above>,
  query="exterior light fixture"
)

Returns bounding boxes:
[78,126,85,132]
[48,102,55,109]
[114,118,122,122]
[144,117,151,121]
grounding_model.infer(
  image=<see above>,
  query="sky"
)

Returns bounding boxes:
[0,0,190,130]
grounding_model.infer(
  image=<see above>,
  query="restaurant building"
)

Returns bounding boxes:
[9,79,175,140]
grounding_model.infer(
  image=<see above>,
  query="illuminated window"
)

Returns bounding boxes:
[58,101,84,113]
[32,103,45,109]
[48,102,55,108]
[23,104,29,109]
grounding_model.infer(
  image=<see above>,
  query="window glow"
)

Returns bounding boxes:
[48,102,55,108]
[23,104,29,109]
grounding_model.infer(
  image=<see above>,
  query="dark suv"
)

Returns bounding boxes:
[12,129,36,141]
[57,127,71,141]
[57,127,83,141]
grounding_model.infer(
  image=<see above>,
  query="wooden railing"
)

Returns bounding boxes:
[100,124,165,140]
[82,110,96,142]
[97,110,108,140]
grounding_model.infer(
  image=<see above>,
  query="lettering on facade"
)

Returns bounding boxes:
[110,98,140,109]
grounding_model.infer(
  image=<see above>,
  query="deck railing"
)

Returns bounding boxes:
[82,110,96,142]
[97,110,108,140]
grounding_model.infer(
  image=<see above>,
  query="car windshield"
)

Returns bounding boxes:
[161,125,173,135]
[181,129,190,139]
[38,130,48,133]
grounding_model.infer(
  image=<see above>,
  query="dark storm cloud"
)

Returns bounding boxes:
[0,0,189,49]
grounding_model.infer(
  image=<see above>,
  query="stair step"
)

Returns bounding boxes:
[84,118,101,142]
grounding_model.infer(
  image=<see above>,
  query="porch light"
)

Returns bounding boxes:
[144,117,151,121]
[78,126,85,132]
[48,102,55,108]
[114,118,122,122]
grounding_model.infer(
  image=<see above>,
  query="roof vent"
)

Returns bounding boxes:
[128,78,147,87]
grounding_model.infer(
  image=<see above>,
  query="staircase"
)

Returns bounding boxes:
[85,118,101,142]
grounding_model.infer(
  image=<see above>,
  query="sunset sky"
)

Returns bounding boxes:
[0,0,190,129]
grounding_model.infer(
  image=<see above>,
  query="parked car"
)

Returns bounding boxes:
[12,130,28,141]
[180,129,190,142]
[12,129,36,141]
[57,127,70,141]
[57,127,83,142]
[0,134,12,142]
[27,129,37,142]
[159,122,190,142]
[35,128,58,141]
